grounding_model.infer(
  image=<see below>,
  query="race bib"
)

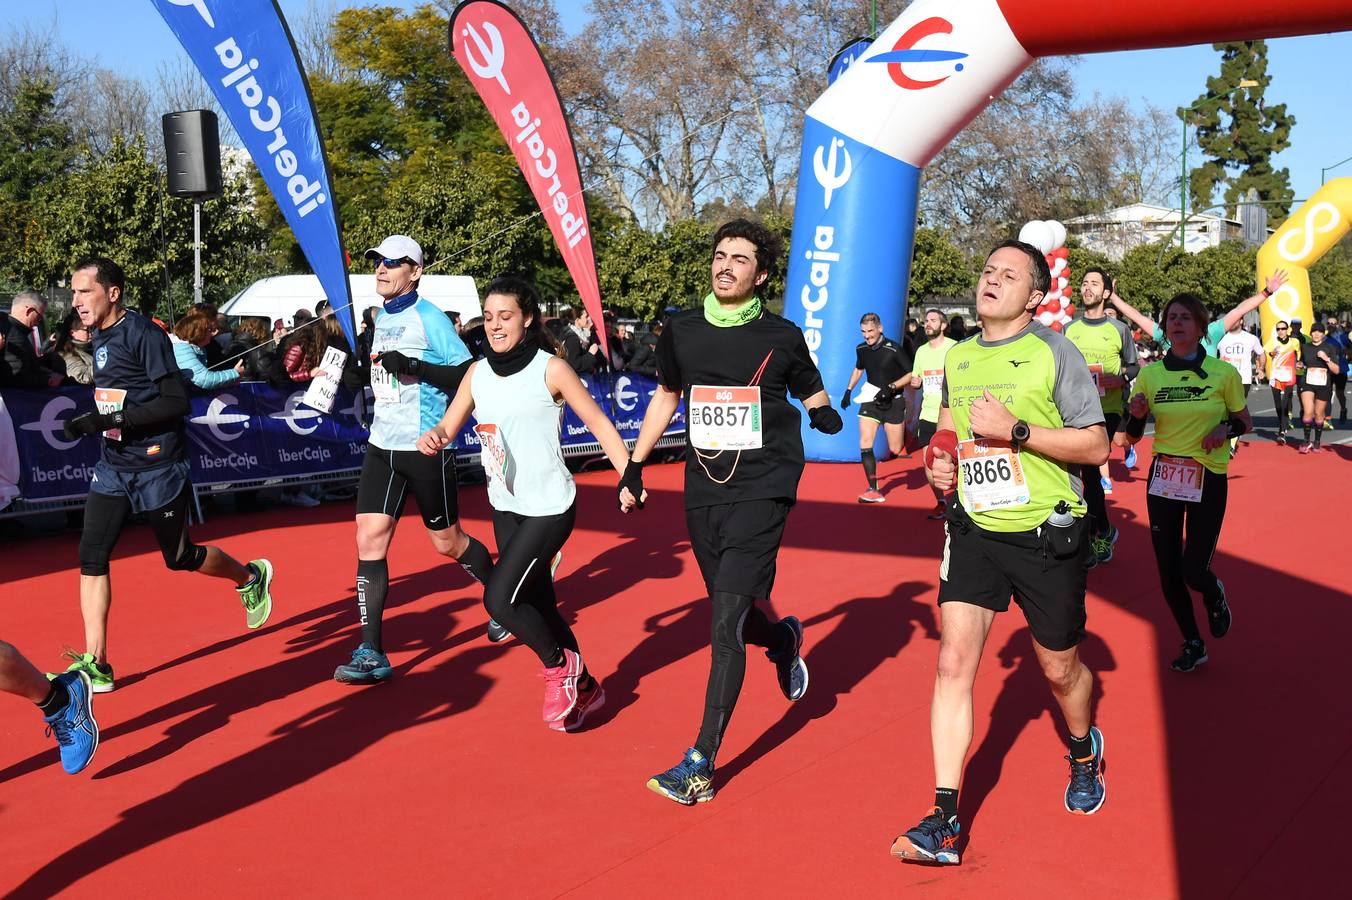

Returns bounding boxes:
[1088,363,1106,397]
[689,386,762,451]
[957,439,1029,512]
[922,369,944,396]
[1273,365,1294,383]
[94,388,127,441]
[474,423,515,494]
[1306,367,1329,387]
[1149,455,1203,503]
[369,341,401,404]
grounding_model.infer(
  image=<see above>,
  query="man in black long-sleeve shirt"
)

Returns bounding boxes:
[3,293,64,389]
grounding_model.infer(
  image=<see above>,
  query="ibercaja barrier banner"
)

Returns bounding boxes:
[2,376,684,503]
[448,0,608,359]
[150,0,357,352]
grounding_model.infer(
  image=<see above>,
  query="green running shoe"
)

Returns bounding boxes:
[1090,525,1119,565]
[59,651,115,694]
[237,559,274,629]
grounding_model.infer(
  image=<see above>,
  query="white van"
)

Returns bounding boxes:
[220,274,480,326]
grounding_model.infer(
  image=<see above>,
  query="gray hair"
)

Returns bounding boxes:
[11,291,45,311]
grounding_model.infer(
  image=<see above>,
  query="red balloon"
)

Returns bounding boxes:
[1050,319,1064,332]
[1054,247,1069,258]
[1065,303,1075,317]
[1047,299,1060,313]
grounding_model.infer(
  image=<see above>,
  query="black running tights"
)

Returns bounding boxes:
[1146,466,1228,644]
[693,591,782,763]
[1271,385,1294,432]
[484,504,578,667]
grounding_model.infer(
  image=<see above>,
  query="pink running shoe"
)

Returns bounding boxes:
[541,648,583,726]
[858,488,885,503]
[557,677,605,732]
[1299,443,1312,455]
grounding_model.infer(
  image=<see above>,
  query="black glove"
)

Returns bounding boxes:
[839,390,851,409]
[378,350,420,377]
[808,405,843,434]
[64,410,120,439]
[618,458,645,510]
[873,385,897,410]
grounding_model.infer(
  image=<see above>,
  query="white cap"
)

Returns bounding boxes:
[364,235,423,266]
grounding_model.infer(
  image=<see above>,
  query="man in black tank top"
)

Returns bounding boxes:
[617,219,843,806]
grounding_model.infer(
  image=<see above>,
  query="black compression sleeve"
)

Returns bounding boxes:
[415,359,471,394]
[1121,361,1140,382]
[120,374,190,429]
[1125,414,1147,440]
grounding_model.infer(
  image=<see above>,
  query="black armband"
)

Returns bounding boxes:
[1226,416,1248,438]
[416,359,472,394]
[1124,414,1147,440]
[121,374,190,430]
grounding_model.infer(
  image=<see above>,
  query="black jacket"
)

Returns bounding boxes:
[3,314,57,388]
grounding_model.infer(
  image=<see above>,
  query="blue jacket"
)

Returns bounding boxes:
[172,336,239,390]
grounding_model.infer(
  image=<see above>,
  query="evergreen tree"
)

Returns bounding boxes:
[1186,41,1295,225]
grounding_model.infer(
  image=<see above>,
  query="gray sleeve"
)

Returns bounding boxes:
[1114,317,1140,380]
[1047,333,1105,428]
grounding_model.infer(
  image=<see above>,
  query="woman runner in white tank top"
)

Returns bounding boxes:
[417,277,640,732]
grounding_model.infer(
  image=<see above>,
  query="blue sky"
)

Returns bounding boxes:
[4,2,1349,205]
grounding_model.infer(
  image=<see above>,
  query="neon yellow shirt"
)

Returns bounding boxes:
[1064,316,1137,414]
[1135,356,1246,475]
[911,337,957,424]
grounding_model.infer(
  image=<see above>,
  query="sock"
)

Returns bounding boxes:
[37,678,71,717]
[1069,731,1095,761]
[543,647,565,669]
[1303,420,1312,441]
[861,449,877,490]
[356,558,389,652]
[934,787,959,820]
[458,536,494,584]
[1314,421,1325,447]
[243,562,259,586]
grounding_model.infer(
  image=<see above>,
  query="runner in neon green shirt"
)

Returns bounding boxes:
[908,308,957,519]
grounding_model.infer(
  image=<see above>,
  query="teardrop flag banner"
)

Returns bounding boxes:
[149,0,357,352]
[449,0,606,358]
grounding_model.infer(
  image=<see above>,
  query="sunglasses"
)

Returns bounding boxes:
[375,256,411,270]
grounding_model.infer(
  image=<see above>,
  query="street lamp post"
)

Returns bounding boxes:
[1179,80,1260,251]
[1322,155,1352,184]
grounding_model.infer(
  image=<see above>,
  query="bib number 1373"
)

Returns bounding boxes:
[689,386,762,451]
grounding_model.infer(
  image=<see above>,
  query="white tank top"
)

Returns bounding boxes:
[469,349,576,516]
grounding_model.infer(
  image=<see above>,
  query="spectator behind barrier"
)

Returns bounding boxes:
[627,320,662,377]
[281,309,327,383]
[460,315,487,359]
[227,316,276,381]
[558,307,600,374]
[50,308,95,386]
[316,300,365,391]
[3,291,64,388]
[172,310,243,389]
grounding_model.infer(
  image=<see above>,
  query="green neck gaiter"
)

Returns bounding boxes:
[703,292,761,327]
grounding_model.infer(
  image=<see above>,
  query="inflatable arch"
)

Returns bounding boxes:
[785,0,1352,461]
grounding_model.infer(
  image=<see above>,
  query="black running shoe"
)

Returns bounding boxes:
[1064,726,1106,815]
[646,748,715,805]
[1205,581,1232,639]
[766,616,808,701]
[891,808,961,865]
[486,618,512,643]
[1171,639,1208,673]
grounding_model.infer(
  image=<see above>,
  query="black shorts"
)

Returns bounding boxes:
[686,498,790,598]
[356,446,459,529]
[1300,379,1333,403]
[90,459,190,514]
[859,399,908,425]
[915,419,937,447]
[937,507,1089,651]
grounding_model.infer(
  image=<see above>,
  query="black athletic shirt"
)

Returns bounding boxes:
[1300,339,1337,375]
[656,308,825,509]
[854,336,911,389]
[92,310,186,471]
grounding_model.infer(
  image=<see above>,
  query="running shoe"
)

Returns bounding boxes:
[1324,418,1334,430]
[890,807,962,865]
[334,643,393,684]
[237,559,274,630]
[1299,442,1312,455]
[541,648,583,726]
[858,488,885,503]
[1124,445,1137,469]
[43,671,98,775]
[1171,639,1208,673]
[1311,444,1323,454]
[1275,432,1287,446]
[1206,581,1232,639]
[646,747,715,805]
[60,651,114,694]
[1064,726,1106,815]
[1090,525,1119,565]
[767,616,809,702]
[486,618,512,643]
[927,502,947,520]
[558,676,605,732]
[1100,475,1113,494]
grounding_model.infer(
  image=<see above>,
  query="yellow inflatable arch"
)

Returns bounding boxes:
[1257,177,1352,371]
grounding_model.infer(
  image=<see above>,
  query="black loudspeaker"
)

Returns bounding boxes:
[162,110,223,198]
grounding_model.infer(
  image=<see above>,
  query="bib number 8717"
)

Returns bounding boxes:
[962,457,1012,486]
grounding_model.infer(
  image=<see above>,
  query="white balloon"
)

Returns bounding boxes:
[1057,275,1068,290]
[1047,220,1067,249]
[1037,310,1056,325]
[1050,257,1067,276]
[1018,220,1054,254]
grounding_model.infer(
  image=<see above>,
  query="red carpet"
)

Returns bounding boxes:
[1,440,1347,897]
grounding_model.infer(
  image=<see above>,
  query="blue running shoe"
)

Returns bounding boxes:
[646,748,715,805]
[1064,726,1106,815]
[1124,445,1137,469]
[334,643,393,685]
[1100,475,1113,495]
[766,616,809,702]
[44,671,98,775]
[891,808,961,865]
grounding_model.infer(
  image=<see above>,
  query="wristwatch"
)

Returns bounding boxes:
[1010,419,1031,448]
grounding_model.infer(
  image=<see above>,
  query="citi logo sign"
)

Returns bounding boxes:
[19,396,81,450]
[190,394,250,442]
[866,17,967,91]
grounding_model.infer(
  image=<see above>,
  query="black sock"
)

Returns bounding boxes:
[934,787,959,820]
[37,678,71,717]
[1303,422,1312,441]
[543,647,565,669]
[1069,731,1095,760]
[1314,422,1325,447]
[458,535,494,584]
[356,558,389,652]
[861,449,877,490]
